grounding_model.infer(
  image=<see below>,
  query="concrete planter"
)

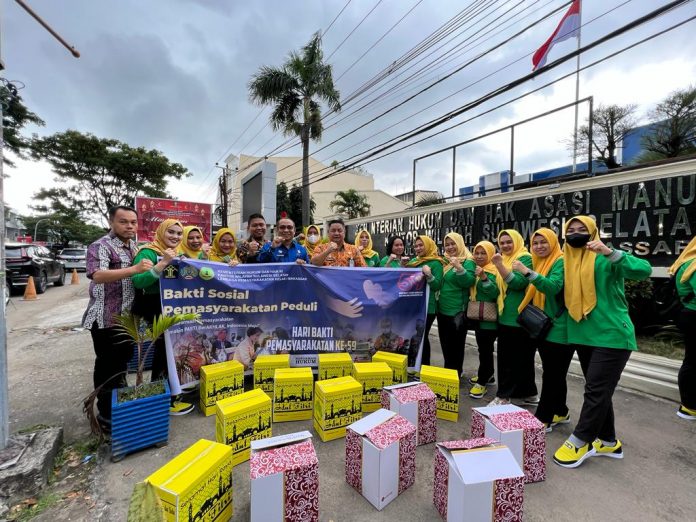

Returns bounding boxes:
[111,381,170,462]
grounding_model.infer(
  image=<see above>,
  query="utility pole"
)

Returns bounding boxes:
[215,164,229,228]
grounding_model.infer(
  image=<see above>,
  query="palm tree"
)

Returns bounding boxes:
[248,31,341,227]
[330,189,371,219]
[414,192,446,207]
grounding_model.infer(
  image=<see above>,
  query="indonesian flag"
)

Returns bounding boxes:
[532,0,581,71]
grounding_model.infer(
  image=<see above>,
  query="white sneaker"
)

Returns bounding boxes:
[487,397,510,407]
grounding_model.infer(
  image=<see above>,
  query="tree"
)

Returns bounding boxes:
[22,205,105,247]
[248,31,341,227]
[275,181,315,227]
[1,83,45,166]
[572,104,637,169]
[329,189,370,219]
[414,192,446,207]
[639,85,696,161]
[31,130,190,225]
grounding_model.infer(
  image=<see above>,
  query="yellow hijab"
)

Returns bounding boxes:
[178,226,205,259]
[495,229,530,313]
[354,229,377,259]
[563,216,598,322]
[518,228,563,312]
[208,228,237,263]
[139,218,183,256]
[669,236,696,284]
[443,232,473,274]
[470,241,496,301]
[407,235,446,267]
[302,224,324,257]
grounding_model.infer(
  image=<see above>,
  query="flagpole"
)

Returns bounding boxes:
[572,1,582,173]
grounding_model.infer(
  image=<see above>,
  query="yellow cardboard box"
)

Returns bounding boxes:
[216,388,272,466]
[273,367,314,422]
[372,351,408,384]
[254,354,290,396]
[313,376,363,441]
[146,439,233,522]
[419,365,459,421]
[200,360,244,416]
[317,352,354,380]
[352,362,392,413]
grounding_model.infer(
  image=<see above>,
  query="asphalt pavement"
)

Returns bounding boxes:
[6,274,696,521]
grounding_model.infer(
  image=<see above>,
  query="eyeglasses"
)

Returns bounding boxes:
[277,226,294,230]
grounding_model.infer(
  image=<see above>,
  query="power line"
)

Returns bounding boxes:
[322,0,352,38]
[302,1,695,190]
[326,0,385,60]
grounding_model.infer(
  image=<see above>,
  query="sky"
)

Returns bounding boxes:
[3,0,695,218]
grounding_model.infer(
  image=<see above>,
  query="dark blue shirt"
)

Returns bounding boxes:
[258,239,309,263]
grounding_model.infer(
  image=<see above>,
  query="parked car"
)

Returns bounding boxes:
[58,247,87,271]
[5,243,66,294]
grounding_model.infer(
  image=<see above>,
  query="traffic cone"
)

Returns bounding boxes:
[71,269,80,285]
[23,276,38,301]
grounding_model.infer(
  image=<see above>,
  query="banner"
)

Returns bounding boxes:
[135,196,213,243]
[160,259,429,391]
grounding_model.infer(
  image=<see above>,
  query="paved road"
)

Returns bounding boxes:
[6,276,696,521]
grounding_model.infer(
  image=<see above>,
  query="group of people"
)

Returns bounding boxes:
[377,217,694,470]
[83,206,696,471]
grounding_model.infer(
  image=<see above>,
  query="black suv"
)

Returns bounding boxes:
[5,243,66,294]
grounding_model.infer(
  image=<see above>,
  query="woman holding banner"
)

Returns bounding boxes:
[301,224,324,259]
[208,228,239,265]
[178,225,206,259]
[488,229,536,407]
[512,228,571,432]
[409,235,445,366]
[355,230,381,267]
[467,241,499,399]
[431,232,475,375]
[379,236,409,267]
[131,218,194,415]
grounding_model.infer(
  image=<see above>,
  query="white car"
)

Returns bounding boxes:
[58,248,87,271]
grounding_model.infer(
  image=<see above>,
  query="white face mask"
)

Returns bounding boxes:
[307,234,319,244]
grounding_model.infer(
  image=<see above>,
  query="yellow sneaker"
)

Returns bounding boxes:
[469,384,487,399]
[591,439,623,459]
[170,399,194,416]
[553,440,595,468]
[551,413,571,426]
[677,405,696,420]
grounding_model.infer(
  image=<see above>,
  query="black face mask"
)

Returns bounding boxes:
[565,232,591,248]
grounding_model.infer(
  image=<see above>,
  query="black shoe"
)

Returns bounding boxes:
[97,414,112,435]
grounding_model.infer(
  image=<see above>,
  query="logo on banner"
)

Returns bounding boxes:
[397,273,425,292]
[163,265,178,279]
[199,266,215,281]
[180,265,199,280]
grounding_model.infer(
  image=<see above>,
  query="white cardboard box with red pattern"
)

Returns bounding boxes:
[380,382,437,446]
[345,409,417,511]
[250,431,319,522]
[470,404,546,483]
[433,438,525,521]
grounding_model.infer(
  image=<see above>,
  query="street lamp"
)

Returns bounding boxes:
[34,218,50,243]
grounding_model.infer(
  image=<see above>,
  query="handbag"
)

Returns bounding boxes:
[516,293,565,340]
[466,300,498,322]
[516,303,553,340]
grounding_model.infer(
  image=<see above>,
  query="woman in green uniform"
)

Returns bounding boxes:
[132,219,193,415]
[408,235,445,366]
[668,235,696,421]
[512,228,571,431]
[552,216,651,468]
[489,229,536,406]
[432,232,475,374]
[355,230,381,267]
[467,241,499,399]
[379,236,408,267]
